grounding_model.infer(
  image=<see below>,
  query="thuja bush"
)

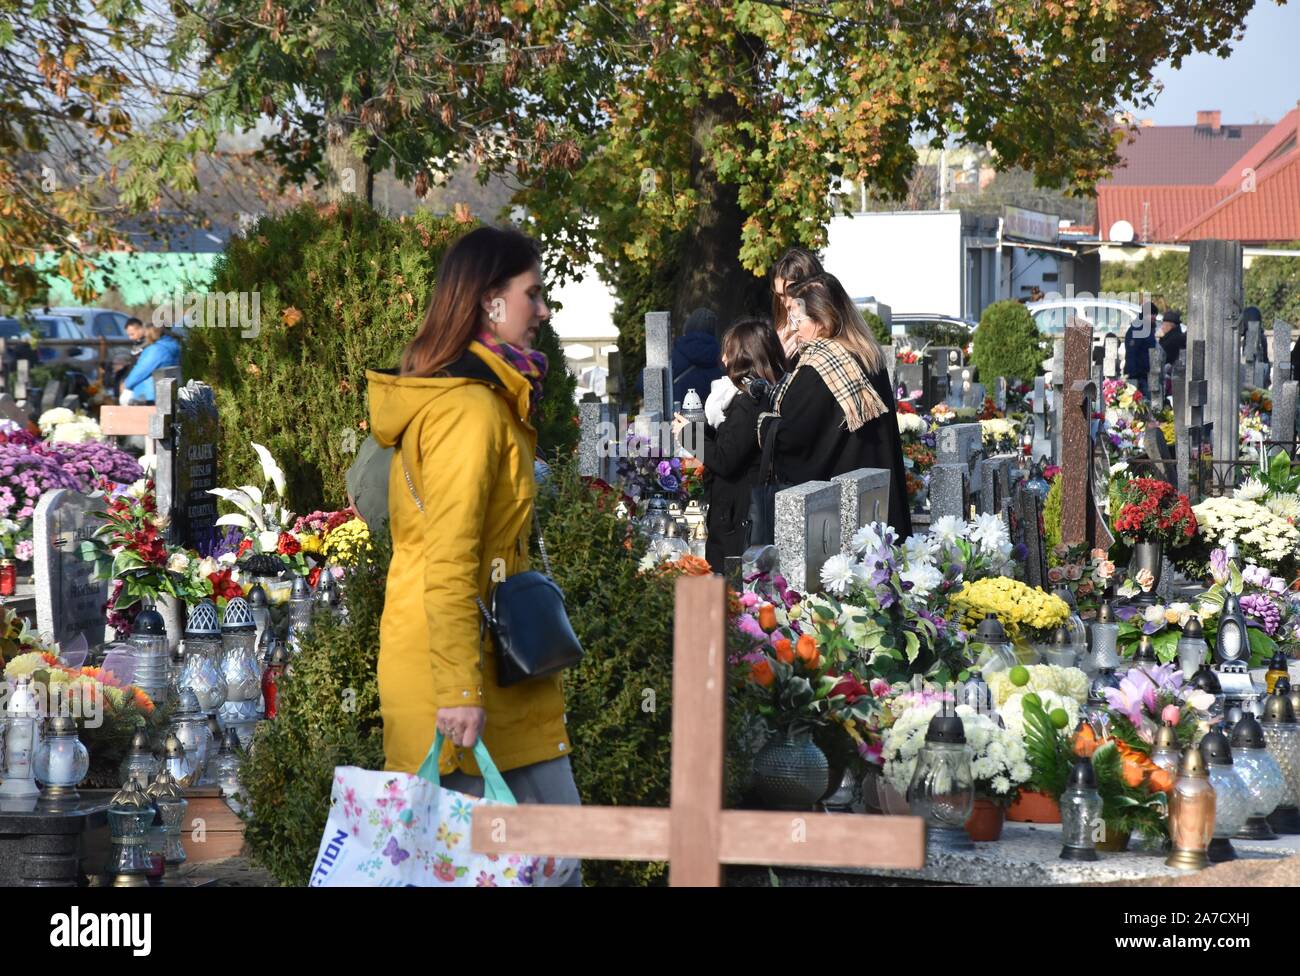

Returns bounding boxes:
[185,200,577,512]
[241,529,390,886]
[970,299,1046,384]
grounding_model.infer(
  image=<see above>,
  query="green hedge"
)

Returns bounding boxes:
[184,201,577,513]
[971,299,1046,384]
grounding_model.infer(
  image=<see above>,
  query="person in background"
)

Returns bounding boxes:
[672,317,786,570]
[118,322,181,405]
[1156,309,1185,397]
[111,317,144,392]
[762,271,912,540]
[771,247,824,362]
[1124,302,1158,397]
[670,307,724,404]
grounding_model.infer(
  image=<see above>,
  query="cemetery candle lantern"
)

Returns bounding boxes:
[1189,666,1225,723]
[247,583,271,651]
[144,769,188,866]
[167,689,210,781]
[214,728,246,812]
[126,606,171,707]
[288,574,314,636]
[1151,722,1182,774]
[315,570,342,617]
[262,641,289,720]
[1132,635,1158,668]
[106,775,155,887]
[220,597,262,702]
[1229,713,1287,840]
[34,716,89,803]
[201,715,224,787]
[1176,617,1209,681]
[1198,731,1250,862]
[1266,652,1291,695]
[162,733,198,789]
[1215,595,1249,666]
[1086,669,1121,738]
[971,613,1016,675]
[119,729,158,789]
[907,714,974,852]
[1164,747,1216,872]
[0,675,41,798]
[1059,757,1104,862]
[1042,625,1079,669]
[1088,599,1121,674]
[1260,692,1300,835]
[0,558,15,596]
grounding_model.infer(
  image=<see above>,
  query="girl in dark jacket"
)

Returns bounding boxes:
[760,271,913,540]
[674,318,786,570]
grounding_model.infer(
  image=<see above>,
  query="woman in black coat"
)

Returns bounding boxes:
[760,271,913,540]
[674,317,786,570]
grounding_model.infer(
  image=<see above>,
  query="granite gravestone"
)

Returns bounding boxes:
[155,379,220,554]
[1012,485,1048,591]
[1059,321,1109,548]
[642,311,673,421]
[34,490,109,650]
[1102,335,1120,380]
[774,482,841,593]
[1271,320,1293,394]
[930,423,983,523]
[1031,376,1052,461]
[978,454,1017,521]
[1147,341,1166,411]
[1172,338,1213,502]
[1051,337,1066,463]
[832,468,891,546]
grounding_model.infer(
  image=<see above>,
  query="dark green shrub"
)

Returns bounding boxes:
[863,309,890,347]
[970,299,1046,383]
[241,528,390,886]
[1100,250,1188,312]
[184,200,577,512]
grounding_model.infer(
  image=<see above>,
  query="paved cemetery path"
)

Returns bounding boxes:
[177,855,277,887]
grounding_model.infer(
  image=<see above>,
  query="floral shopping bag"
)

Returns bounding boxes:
[309,733,576,887]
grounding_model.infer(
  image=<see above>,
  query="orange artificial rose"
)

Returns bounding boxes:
[773,638,794,665]
[1121,756,1147,788]
[1149,767,1175,794]
[751,660,775,687]
[758,604,778,633]
[1073,724,1099,759]
[796,633,819,664]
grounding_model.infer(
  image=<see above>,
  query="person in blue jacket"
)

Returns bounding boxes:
[670,308,724,403]
[119,324,181,404]
[1123,302,1158,397]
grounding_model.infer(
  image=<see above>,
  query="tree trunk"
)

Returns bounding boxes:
[324,115,375,206]
[673,80,769,335]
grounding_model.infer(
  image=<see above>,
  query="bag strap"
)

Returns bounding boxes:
[416,731,518,805]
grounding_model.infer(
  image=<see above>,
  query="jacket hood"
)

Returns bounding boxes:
[366,341,531,449]
[673,330,721,367]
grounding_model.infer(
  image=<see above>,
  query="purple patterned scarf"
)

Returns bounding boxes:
[476,329,548,415]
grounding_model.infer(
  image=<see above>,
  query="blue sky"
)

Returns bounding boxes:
[1138,1,1298,125]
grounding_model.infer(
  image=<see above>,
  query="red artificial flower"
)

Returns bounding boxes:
[308,565,323,588]
[207,569,243,601]
[896,400,917,415]
[830,674,871,703]
[236,538,253,557]
[277,532,301,556]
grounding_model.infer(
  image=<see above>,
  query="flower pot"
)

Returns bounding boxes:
[1128,541,1164,598]
[1095,827,1131,852]
[155,593,184,654]
[751,732,829,811]
[965,797,1005,842]
[1006,789,1062,824]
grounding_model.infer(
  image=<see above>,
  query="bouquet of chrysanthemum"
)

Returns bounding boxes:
[949,577,1070,642]
[882,702,1031,801]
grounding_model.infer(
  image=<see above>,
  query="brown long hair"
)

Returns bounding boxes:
[401,226,541,376]
[771,246,824,334]
[787,272,885,374]
[721,317,786,387]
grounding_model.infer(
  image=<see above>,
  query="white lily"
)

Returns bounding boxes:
[258,529,280,552]
[251,442,286,499]
[208,487,266,531]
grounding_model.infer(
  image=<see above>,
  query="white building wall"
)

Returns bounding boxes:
[824,211,965,317]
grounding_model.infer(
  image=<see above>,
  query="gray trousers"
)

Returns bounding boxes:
[441,755,583,887]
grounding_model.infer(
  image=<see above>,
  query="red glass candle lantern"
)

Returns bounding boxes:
[261,641,289,720]
[0,559,16,597]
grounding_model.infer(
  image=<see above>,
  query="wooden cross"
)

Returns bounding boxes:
[471,574,926,886]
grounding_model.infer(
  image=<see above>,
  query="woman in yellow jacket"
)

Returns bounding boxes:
[367,228,580,872]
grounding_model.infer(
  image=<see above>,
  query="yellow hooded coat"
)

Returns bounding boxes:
[366,342,570,776]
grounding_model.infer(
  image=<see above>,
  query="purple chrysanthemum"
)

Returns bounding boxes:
[1241,593,1281,636]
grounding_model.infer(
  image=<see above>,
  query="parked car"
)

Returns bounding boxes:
[42,306,131,340]
[0,315,95,367]
[890,313,977,347]
[1026,297,1142,339]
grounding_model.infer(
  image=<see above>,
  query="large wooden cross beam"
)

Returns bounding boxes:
[472,575,926,886]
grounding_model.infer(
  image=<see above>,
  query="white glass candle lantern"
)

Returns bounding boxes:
[34,716,89,802]
[1177,616,1209,680]
[126,606,171,706]
[907,714,974,851]
[0,676,41,798]
[1230,713,1288,840]
[1260,693,1300,835]
[1060,757,1104,861]
[1198,731,1250,862]
[971,614,1016,675]
[1088,599,1120,674]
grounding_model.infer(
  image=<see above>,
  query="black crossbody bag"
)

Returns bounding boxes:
[745,415,790,548]
[402,459,584,687]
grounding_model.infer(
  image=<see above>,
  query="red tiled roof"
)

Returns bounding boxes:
[1215,107,1299,187]
[1175,151,1300,242]
[1096,185,1234,241]
[1100,123,1275,186]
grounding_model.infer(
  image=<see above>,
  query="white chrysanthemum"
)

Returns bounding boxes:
[990,775,1011,796]
[928,515,966,547]
[903,533,941,565]
[1267,493,1300,519]
[969,512,1009,551]
[849,523,883,556]
[1236,477,1268,501]
[897,412,927,436]
[1000,690,1080,739]
[900,562,943,598]
[821,553,865,596]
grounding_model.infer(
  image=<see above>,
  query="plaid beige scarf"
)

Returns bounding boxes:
[772,337,886,431]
